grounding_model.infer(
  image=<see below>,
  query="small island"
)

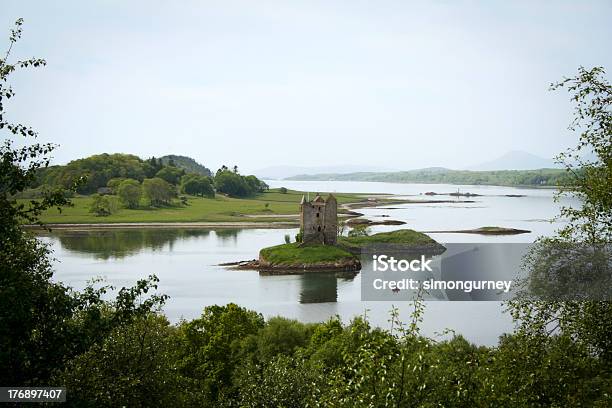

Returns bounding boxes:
[258,243,360,271]
[232,194,444,272]
[423,226,531,235]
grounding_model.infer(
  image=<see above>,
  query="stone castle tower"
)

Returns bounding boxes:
[299,194,337,245]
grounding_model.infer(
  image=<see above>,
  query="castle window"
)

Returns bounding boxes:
[318,226,321,232]
[316,213,319,218]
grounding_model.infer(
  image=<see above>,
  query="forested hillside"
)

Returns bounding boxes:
[160,154,212,177]
[33,153,212,194]
[288,167,570,187]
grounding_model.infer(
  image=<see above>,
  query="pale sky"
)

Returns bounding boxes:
[2,0,611,172]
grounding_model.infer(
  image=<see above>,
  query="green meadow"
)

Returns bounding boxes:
[26,189,369,224]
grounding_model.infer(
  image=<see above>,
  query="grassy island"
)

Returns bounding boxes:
[259,243,358,270]
[256,229,444,271]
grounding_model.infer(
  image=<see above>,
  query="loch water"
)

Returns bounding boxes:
[37,181,577,345]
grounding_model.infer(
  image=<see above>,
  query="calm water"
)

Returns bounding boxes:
[38,181,578,346]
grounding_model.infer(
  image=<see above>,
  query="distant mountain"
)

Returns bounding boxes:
[286,167,567,187]
[467,151,559,171]
[160,155,212,177]
[254,165,397,180]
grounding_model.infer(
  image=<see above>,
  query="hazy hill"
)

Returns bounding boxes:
[286,167,568,187]
[254,164,396,180]
[160,155,212,177]
[467,150,559,171]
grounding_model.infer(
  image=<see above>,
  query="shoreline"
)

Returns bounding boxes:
[25,221,301,230]
[24,197,410,230]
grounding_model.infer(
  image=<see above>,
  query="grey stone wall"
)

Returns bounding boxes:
[323,195,337,244]
[300,194,337,245]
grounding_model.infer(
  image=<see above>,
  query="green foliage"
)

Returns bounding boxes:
[233,354,320,408]
[1,20,168,391]
[180,174,214,198]
[89,193,119,216]
[116,178,141,209]
[348,224,369,237]
[214,168,268,197]
[143,156,163,178]
[142,177,175,206]
[106,177,125,193]
[160,154,212,177]
[214,170,251,197]
[155,165,185,185]
[511,67,612,371]
[36,154,210,195]
[12,184,75,199]
[175,304,264,405]
[551,66,611,244]
[255,317,316,361]
[279,186,288,194]
[40,153,147,194]
[61,315,180,407]
[0,21,70,231]
[245,174,269,193]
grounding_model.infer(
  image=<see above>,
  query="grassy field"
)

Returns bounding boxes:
[25,189,370,224]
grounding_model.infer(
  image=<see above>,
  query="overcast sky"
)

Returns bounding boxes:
[2,0,611,172]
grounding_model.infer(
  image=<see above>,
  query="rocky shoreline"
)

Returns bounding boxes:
[220,257,362,272]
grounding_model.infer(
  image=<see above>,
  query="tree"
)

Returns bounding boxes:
[143,177,175,206]
[156,166,184,185]
[176,304,264,405]
[214,170,267,198]
[106,177,126,193]
[0,19,167,388]
[47,153,146,194]
[511,67,612,365]
[245,175,269,193]
[61,315,180,407]
[214,170,250,197]
[180,174,214,198]
[89,194,119,216]
[216,165,228,177]
[117,178,141,209]
[144,156,163,178]
[0,18,68,233]
[551,66,611,244]
[160,155,212,176]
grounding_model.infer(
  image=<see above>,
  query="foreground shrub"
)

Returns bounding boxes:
[61,315,180,407]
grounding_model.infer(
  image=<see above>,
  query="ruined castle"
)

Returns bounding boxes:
[299,194,337,245]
